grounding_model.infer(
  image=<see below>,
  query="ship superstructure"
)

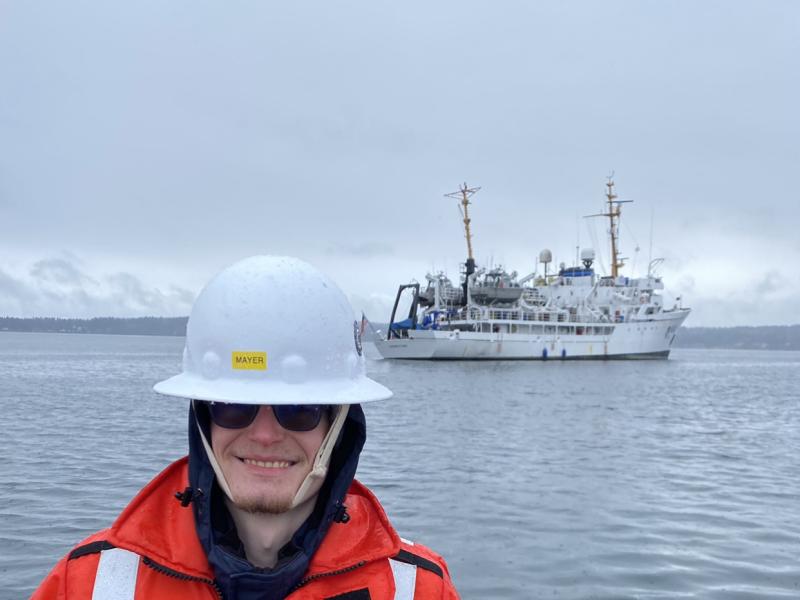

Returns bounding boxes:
[374,178,690,360]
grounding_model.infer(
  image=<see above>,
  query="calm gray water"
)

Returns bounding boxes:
[2,332,799,599]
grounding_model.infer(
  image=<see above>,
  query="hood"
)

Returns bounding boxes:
[187,401,367,600]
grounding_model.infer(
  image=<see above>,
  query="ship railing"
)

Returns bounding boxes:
[447,309,610,325]
[449,304,615,325]
[476,309,590,324]
[468,307,485,320]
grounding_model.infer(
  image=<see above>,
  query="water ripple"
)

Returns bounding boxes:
[3,335,800,599]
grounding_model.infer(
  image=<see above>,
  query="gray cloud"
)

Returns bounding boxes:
[30,258,96,287]
[755,270,786,295]
[348,292,395,324]
[1,257,194,318]
[0,2,797,326]
[105,272,192,316]
[688,292,799,328]
[0,269,38,314]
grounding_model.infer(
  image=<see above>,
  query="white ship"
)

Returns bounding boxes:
[373,178,690,360]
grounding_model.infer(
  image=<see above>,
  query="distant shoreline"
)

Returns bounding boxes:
[673,325,800,351]
[0,316,187,337]
[2,317,799,351]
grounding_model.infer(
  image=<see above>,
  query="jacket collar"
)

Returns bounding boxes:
[106,457,214,580]
[104,460,401,583]
[307,479,401,575]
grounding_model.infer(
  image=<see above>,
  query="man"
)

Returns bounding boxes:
[34,256,458,600]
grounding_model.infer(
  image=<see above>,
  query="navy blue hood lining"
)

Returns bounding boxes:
[187,402,366,600]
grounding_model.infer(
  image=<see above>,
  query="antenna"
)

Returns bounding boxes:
[445,183,481,261]
[584,173,632,278]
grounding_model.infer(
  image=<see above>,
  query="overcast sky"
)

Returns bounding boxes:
[1,1,797,327]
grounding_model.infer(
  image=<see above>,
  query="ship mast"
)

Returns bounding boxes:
[606,178,622,277]
[445,183,480,261]
[445,183,481,305]
[585,174,632,277]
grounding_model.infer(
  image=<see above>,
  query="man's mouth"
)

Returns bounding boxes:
[240,458,293,469]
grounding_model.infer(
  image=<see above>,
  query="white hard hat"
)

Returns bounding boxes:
[154,255,392,405]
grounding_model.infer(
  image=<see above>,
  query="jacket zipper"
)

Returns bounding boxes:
[143,555,224,599]
[290,560,368,593]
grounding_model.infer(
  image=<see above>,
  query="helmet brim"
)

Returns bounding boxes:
[153,373,392,405]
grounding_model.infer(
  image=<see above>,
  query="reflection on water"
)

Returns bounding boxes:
[2,333,799,599]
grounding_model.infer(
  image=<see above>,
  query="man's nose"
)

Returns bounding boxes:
[245,406,285,443]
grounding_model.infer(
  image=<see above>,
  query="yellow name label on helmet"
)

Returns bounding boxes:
[232,351,267,370]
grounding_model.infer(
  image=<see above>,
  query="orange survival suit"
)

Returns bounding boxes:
[33,403,458,599]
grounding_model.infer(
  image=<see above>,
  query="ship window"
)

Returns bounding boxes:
[545,325,556,334]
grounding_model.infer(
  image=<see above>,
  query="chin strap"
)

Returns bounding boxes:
[290,404,349,508]
[193,401,236,501]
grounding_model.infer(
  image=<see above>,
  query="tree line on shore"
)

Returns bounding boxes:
[1,317,798,351]
[672,325,800,351]
[0,316,187,336]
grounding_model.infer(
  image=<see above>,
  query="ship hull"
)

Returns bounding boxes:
[374,310,689,360]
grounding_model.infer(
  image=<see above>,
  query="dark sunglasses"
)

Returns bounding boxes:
[204,401,328,432]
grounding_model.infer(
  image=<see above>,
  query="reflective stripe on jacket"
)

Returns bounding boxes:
[32,458,459,600]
